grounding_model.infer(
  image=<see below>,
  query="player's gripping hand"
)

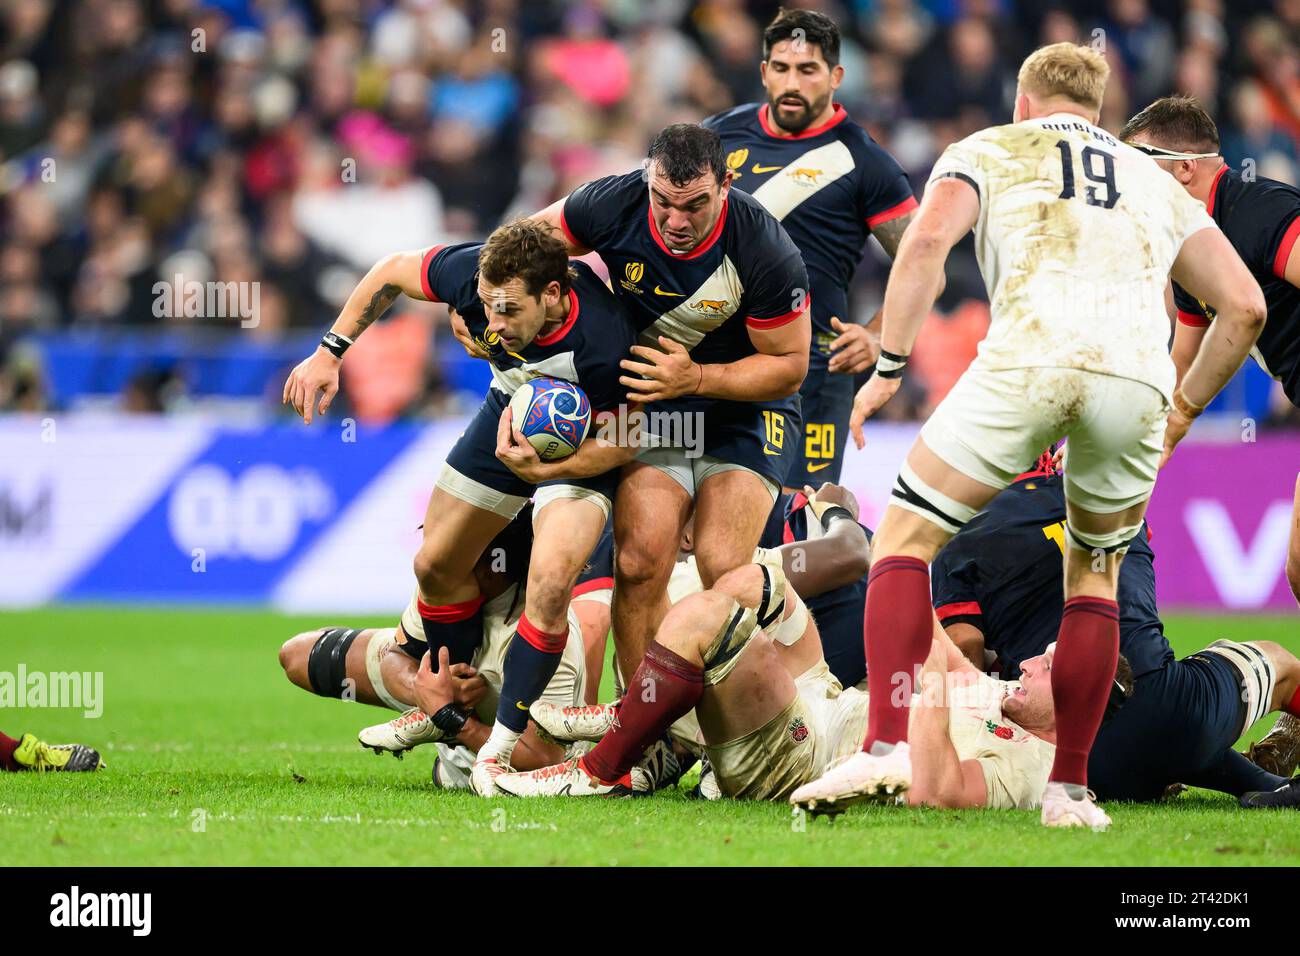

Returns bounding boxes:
[827,317,880,375]
[849,373,901,449]
[414,645,459,716]
[282,347,341,425]
[802,482,861,522]
[619,336,702,403]
[1159,406,1196,469]
[447,662,488,709]
[449,306,490,360]
[494,405,554,483]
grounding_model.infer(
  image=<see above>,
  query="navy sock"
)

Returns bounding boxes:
[418,595,485,666]
[495,614,568,732]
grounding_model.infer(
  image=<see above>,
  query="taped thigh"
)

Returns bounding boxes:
[890,460,980,535]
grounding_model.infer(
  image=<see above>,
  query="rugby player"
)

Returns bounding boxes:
[705,9,920,487]
[278,504,584,785]
[1120,96,1300,607]
[492,559,1120,812]
[525,123,811,698]
[789,42,1267,829]
[0,730,103,772]
[283,221,639,794]
[931,467,1300,803]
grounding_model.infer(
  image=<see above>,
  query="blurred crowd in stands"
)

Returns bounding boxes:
[1,0,1298,425]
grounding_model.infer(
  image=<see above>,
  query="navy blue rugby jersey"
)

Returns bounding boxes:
[421,242,637,411]
[931,473,1174,681]
[558,170,809,399]
[1172,165,1300,406]
[704,103,917,367]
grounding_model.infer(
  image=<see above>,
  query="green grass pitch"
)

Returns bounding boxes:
[1,608,1298,866]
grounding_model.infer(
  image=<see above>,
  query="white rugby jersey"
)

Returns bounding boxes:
[929,113,1217,400]
[821,672,1055,810]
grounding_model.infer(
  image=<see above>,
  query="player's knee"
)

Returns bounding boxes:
[412,545,455,593]
[615,538,674,588]
[279,631,318,690]
[694,544,748,589]
[710,564,764,607]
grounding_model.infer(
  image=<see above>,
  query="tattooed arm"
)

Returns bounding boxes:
[829,210,935,375]
[283,250,428,424]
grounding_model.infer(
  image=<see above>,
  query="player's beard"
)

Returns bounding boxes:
[768,90,830,134]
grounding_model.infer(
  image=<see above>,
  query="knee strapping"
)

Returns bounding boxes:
[307,627,360,698]
[1065,522,1144,554]
[891,462,980,535]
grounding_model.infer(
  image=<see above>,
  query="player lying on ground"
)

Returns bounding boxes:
[279,505,593,787]
[1121,96,1300,612]
[931,466,1300,804]
[283,221,641,795]
[789,42,1267,831]
[0,730,103,772]
[492,558,1129,811]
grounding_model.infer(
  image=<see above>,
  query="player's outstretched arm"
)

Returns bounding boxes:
[776,484,871,596]
[282,249,429,425]
[1163,230,1267,464]
[906,636,988,809]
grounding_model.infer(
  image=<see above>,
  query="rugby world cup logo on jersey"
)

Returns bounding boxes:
[791,167,823,186]
[620,261,645,294]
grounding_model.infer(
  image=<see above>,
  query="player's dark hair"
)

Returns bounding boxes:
[479,219,576,298]
[763,7,840,69]
[647,124,727,187]
[1100,654,1135,726]
[1120,96,1220,152]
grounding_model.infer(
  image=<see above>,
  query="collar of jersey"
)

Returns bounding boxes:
[1206,163,1229,219]
[533,288,580,346]
[757,102,848,140]
[647,199,729,260]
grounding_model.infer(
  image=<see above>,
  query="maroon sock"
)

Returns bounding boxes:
[0,732,21,771]
[1048,596,1120,786]
[1285,685,1300,718]
[863,556,933,750]
[581,642,703,783]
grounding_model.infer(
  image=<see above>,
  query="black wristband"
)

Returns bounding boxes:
[430,703,469,741]
[320,331,353,359]
[875,348,908,380]
[818,505,855,532]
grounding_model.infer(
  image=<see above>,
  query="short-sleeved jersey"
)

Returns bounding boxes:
[704,104,916,367]
[560,170,808,414]
[931,472,1174,680]
[469,585,586,723]
[929,113,1217,400]
[760,490,869,688]
[421,242,637,409]
[818,673,1055,810]
[1171,165,1300,407]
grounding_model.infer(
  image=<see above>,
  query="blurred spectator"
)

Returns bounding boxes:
[0,0,1289,425]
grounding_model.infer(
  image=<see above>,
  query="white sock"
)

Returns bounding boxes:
[481,723,523,765]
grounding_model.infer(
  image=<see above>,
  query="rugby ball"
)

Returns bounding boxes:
[509,377,592,461]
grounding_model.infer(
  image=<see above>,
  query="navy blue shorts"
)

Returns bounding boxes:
[781,364,853,488]
[441,389,620,516]
[1089,653,1280,802]
[642,396,797,493]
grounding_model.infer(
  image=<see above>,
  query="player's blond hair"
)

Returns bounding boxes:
[1017,42,1109,112]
